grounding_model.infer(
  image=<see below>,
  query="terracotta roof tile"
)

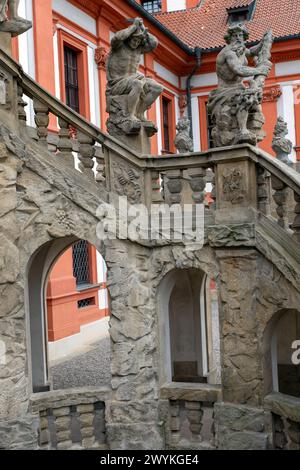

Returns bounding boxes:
[154,0,300,50]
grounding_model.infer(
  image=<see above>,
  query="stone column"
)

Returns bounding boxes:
[105,240,166,450]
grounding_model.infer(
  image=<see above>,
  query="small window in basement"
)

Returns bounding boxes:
[142,0,162,14]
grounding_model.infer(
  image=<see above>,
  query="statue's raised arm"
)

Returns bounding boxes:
[207,23,273,147]
[106,18,163,139]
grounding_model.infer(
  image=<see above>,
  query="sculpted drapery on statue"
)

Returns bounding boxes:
[207,23,273,147]
[106,18,163,137]
[0,0,31,36]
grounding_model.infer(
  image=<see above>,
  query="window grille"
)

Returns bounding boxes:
[64,46,80,113]
[206,103,215,149]
[162,97,171,151]
[141,0,162,14]
[72,240,91,286]
[78,297,94,309]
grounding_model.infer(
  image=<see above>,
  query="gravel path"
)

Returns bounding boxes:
[51,336,111,389]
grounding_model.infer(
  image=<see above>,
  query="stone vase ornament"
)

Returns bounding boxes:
[0,0,32,37]
[207,24,273,148]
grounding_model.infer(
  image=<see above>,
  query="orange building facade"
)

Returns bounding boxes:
[13,0,300,343]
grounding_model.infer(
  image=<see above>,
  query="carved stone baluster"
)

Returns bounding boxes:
[77,404,96,449]
[257,166,271,216]
[170,400,180,446]
[38,410,50,449]
[95,145,106,183]
[77,131,95,179]
[165,170,182,204]
[187,167,206,204]
[271,176,289,229]
[33,99,49,147]
[17,85,27,124]
[292,192,300,243]
[152,170,163,203]
[53,406,73,450]
[185,401,203,442]
[57,118,74,167]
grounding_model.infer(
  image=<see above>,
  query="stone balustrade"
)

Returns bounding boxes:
[264,393,300,450]
[161,383,221,449]
[29,387,110,450]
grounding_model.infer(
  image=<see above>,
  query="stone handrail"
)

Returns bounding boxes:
[264,393,300,449]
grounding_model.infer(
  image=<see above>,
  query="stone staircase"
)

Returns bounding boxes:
[0,46,300,450]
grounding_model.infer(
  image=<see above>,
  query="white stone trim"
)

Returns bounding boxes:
[52,0,97,36]
[154,61,179,88]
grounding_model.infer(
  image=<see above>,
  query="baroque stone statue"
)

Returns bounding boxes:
[207,23,273,147]
[106,18,163,138]
[0,0,32,36]
[174,116,194,153]
[272,116,293,165]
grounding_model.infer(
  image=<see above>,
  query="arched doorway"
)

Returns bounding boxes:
[158,268,220,385]
[264,309,300,398]
[26,237,110,393]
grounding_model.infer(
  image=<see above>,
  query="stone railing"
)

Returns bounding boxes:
[264,392,300,450]
[29,387,110,450]
[1,48,300,244]
[161,383,221,449]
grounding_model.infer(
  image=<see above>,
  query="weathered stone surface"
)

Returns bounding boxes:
[264,393,300,424]
[0,416,39,450]
[214,402,270,450]
[106,18,162,144]
[107,423,164,450]
[174,117,193,153]
[0,1,32,37]
[272,117,293,165]
[208,24,272,147]
[208,224,255,247]
[160,383,221,403]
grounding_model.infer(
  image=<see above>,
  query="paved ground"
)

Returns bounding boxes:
[51,335,111,389]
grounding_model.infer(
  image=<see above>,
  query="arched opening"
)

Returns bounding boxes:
[26,237,110,393]
[264,309,300,398]
[158,268,221,385]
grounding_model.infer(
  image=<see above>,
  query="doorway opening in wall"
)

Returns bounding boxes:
[47,240,110,390]
[159,268,221,385]
[269,309,300,398]
[27,237,110,393]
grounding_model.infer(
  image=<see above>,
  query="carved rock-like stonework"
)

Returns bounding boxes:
[112,160,142,203]
[222,168,246,204]
[272,116,293,165]
[208,224,255,247]
[0,1,32,37]
[207,24,273,147]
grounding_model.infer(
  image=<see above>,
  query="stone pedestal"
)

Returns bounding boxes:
[215,153,257,224]
[0,32,12,56]
[115,122,156,156]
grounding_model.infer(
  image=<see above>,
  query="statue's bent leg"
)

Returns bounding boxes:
[9,0,21,20]
[137,80,163,119]
[127,80,144,120]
